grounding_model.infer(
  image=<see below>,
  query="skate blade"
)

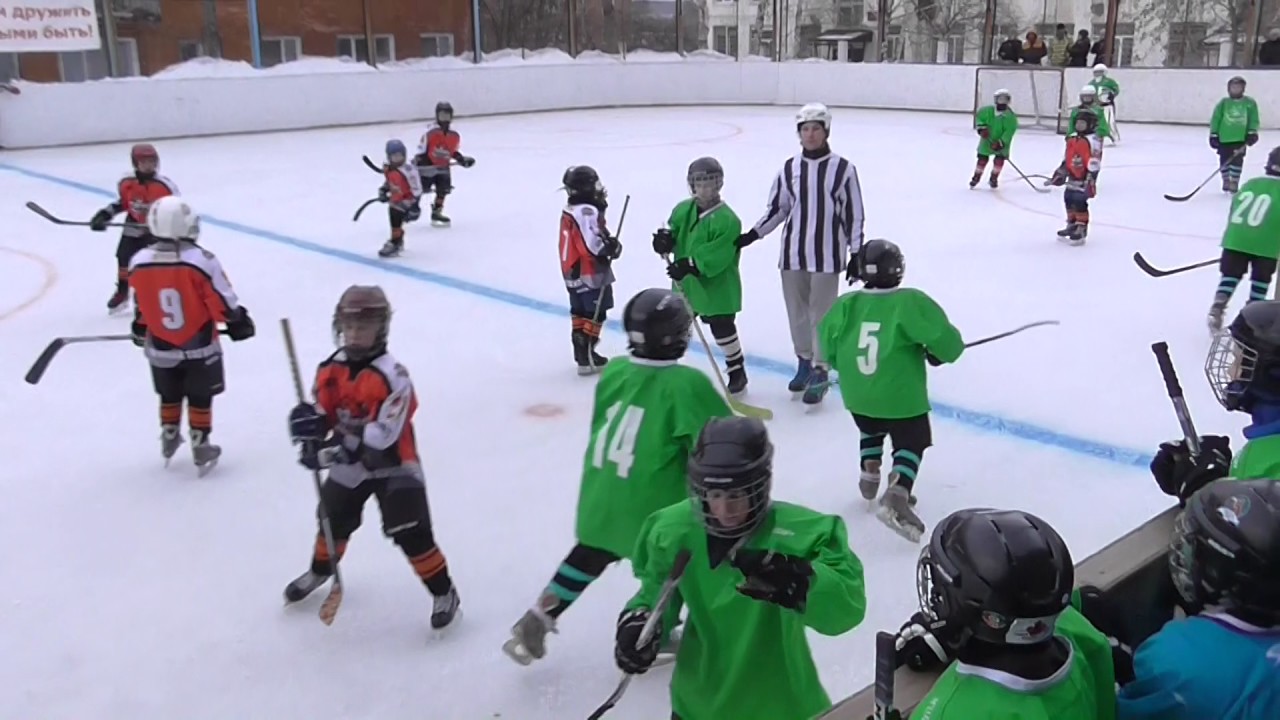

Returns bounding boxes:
[501,637,537,665]
[875,506,923,543]
[430,607,462,637]
[196,459,218,478]
[653,652,676,668]
[431,221,450,228]
[577,366,603,376]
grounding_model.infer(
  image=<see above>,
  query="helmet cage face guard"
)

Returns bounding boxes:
[688,171,723,204]
[1205,330,1255,410]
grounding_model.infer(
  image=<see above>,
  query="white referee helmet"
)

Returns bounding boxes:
[796,102,832,133]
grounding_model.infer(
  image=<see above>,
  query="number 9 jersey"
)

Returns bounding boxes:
[129,241,240,359]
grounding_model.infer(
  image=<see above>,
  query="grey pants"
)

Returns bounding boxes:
[780,269,840,367]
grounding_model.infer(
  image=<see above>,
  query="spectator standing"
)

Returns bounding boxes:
[1260,29,1280,66]
[1068,30,1091,67]
[1022,31,1047,64]
[996,34,1022,63]
[1091,34,1109,65]
[737,103,865,407]
[1049,24,1071,66]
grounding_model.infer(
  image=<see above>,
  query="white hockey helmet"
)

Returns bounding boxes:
[796,102,832,133]
[1080,85,1098,98]
[1092,63,1107,76]
[994,88,1011,103]
[147,195,200,241]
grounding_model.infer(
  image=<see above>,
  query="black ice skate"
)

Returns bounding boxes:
[431,209,451,227]
[283,570,330,604]
[190,429,221,477]
[378,238,403,258]
[968,172,981,189]
[876,481,925,543]
[503,607,557,665]
[107,288,129,314]
[1056,222,1077,237]
[431,586,461,630]
[788,357,812,395]
[1228,178,1239,193]
[161,424,184,466]
[988,174,999,188]
[727,366,748,396]
[587,335,609,372]
[573,330,603,376]
[802,367,829,407]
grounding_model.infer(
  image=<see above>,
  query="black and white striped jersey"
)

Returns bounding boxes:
[751,151,865,272]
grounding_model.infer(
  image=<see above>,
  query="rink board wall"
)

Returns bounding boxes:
[2,63,1277,149]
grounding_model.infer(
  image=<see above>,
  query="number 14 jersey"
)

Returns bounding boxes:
[818,287,964,420]
[575,357,732,559]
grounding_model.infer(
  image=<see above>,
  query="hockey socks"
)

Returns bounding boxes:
[541,545,616,618]
[310,535,348,576]
[709,325,745,373]
[860,432,885,470]
[408,546,453,596]
[891,449,922,492]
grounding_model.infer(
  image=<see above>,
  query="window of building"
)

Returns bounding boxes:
[945,34,965,64]
[259,36,301,67]
[712,25,737,56]
[59,38,139,82]
[836,1,863,28]
[178,40,205,62]
[883,26,903,62]
[338,34,395,64]
[1167,22,1209,66]
[1092,23,1135,66]
[420,33,455,58]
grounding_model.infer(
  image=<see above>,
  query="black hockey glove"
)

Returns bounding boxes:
[289,403,327,443]
[614,608,661,674]
[925,352,943,367]
[1150,435,1231,504]
[130,318,147,348]
[405,201,422,223]
[667,258,699,282]
[1247,132,1259,147]
[730,549,813,612]
[89,207,114,232]
[652,228,675,256]
[1209,134,1221,150]
[845,253,861,285]
[377,184,391,203]
[456,155,475,168]
[735,229,759,249]
[600,232,623,260]
[224,306,256,342]
[896,612,957,672]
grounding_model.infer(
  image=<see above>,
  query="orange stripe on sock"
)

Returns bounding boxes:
[582,320,602,337]
[571,317,585,330]
[117,267,128,281]
[409,548,447,579]
[160,403,181,425]
[188,406,212,432]
[313,536,347,563]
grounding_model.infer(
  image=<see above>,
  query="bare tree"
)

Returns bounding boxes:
[481,0,571,53]
[903,0,986,62]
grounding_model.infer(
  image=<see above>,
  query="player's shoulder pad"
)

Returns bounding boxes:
[157,174,180,193]
[370,352,412,390]
[581,206,595,216]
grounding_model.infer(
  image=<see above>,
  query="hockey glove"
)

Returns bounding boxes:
[224,306,256,341]
[896,612,956,672]
[652,228,675,256]
[735,229,760,249]
[289,403,328,443]
[845,252,861,285]
[405,201,422,223]
[730,549,813,612]
[130,318,147,348]
[600,232,623,260]
[666,258,699,282]
[989,139,1004,153]
[298,438,351,471]
[614,608,661,674]
[1150,435,1231,504]
[457,155,476,168]
[1209,134,1221,150]
[1247,132,1259,147]
[377,184,392,203]
[977,126,990,138]
[89,207,114,232]
[925,352,943,367]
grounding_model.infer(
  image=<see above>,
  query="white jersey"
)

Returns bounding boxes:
[751,151,865,273]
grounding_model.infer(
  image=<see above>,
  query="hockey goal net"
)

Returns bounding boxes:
[972,66,1066,132]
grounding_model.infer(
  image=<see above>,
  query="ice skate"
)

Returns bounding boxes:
[876,481,925,543]
[107,288,129,315]
[858,460,881,501]
[283,570,330,604]
[788,357,812,396]
[802,367,829,408]
[586,336,609,373]
[502,607,557,665]
[1223,176,1232,193]
[727,366,748,396]
[1208,300,1228,332]
[190,430,221,477]
[431,585,461,630]
[1056,222,1077,237]
[160,424,184,466]
[1227,177,1239,193]
[377,238,403,258]
[988,174,999,189]
[968,172,981,189]
[431,209,450,227]
[1065,224,1087,247]
[573,330,602,376]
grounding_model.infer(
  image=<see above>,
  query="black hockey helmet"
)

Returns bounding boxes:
[333,284,392,360]
[858,239,905,289]
[1073,108,1099,135]
[1206,300,1280,412]
[1169,478,1280,625]
[435,101,454,123]
[1266,146,1280,177]
[688,416,774,540]
[687,157,724,202]
[917,509,1074,651]
[623,288,691,361]
[1228,76,1246,98]
[562,165,607,208]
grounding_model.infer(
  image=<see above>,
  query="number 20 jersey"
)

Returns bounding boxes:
[574,357,731,559]
[1221,176,1280,260]
[129,242,240,362]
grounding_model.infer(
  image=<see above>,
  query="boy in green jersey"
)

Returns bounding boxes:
[1151,299,1280,503]
[613,416,866,720]
[1207,147,1280,331]
[1088,63,1121,141]
[652,157,750,395]
[970,88,1018,189]
[1069,86,1113,145]
[502,288,731,665]
[1209,76,1261,193]
[817,239,964,542]
[902,508,1117,720]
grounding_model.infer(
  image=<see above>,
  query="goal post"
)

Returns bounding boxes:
[972,66,1066,132]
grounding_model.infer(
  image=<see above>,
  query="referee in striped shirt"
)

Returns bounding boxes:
[737,103,866,406]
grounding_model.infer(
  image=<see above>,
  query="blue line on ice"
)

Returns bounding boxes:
[1,161,1153,470]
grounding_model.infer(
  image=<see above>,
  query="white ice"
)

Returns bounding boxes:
[0,106,1246,719]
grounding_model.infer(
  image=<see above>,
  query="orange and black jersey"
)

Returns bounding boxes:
[415,124,462,168]
[128,242,239,358]
[1061,135,1102,187]
[559,203,615,291]
[312,350,422,486]
[112,173,178,237]
[383,161,424,209]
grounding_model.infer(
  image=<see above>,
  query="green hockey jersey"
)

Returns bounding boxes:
[975,104,1018,158]
[1068,104,1112,140]
[667,198,744,317]
[911,606,1118,720]
[626,500,866,720]
[1220,176,1280,261]
[818,287,964,419]
[1210,96,1260,144]
[575,357,731,558]
[1230,433,1280,479]
[1088,76,1120,102]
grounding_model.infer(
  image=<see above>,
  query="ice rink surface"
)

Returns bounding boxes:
[0,105,1255,718]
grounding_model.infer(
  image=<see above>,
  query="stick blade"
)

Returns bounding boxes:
[1163,192,1195,202]
[25,201,62,223]
[24,338,68,384]
[318,582,343,625]
[730,398,774,420]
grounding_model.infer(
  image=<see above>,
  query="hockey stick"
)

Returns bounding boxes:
[26,201,140,229]
[1152,341,1201,456]
[351,197,381,222]
[1132,252,1217,278]
[873,630,904,720]
[586,550,692,720]
[1164,147,1244,202]
[587,195,631,373]
[664,254,773,420]
[24,334,133,384]
[963,320,1060,349]
[361,155,383,174]
[1001,158,1051,193]
[281,318,345,625]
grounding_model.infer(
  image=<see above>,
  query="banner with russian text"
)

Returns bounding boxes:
[0,1,100,52]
